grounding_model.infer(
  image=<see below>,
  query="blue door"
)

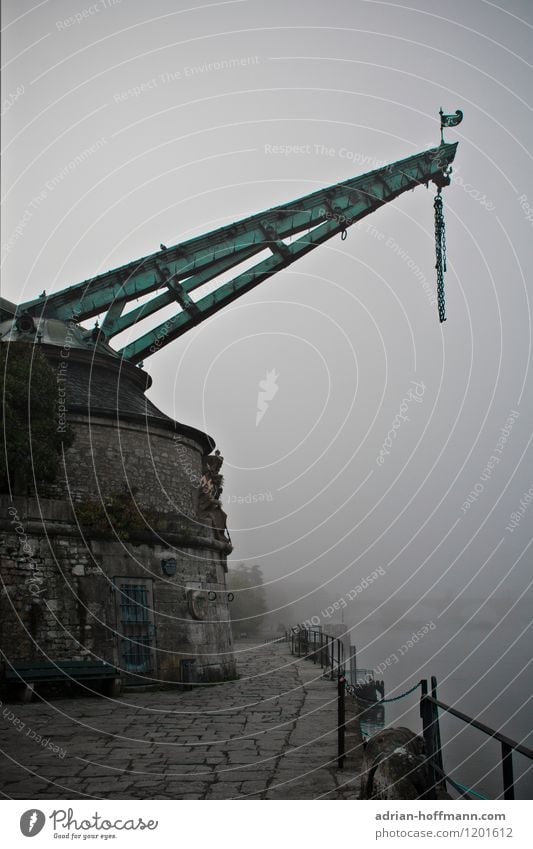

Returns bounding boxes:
[114,578,156,677]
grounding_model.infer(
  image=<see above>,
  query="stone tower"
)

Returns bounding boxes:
[0,314,236,687]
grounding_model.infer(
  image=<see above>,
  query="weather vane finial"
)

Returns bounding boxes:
[439,108,463,144]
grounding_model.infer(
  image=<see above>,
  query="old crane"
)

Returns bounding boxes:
[0,119,460,690]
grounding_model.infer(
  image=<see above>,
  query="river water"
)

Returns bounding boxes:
[350,609,532,799]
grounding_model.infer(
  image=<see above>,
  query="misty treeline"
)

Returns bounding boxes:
[227,563,269,635]
[226,564,366,636]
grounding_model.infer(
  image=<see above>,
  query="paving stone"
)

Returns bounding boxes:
[239,780,270,794]
[215,770,273,782]
[0,639,362,799]
[206,784,243,798]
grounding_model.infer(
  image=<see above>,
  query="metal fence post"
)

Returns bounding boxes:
[501,742,515,800]
[338,673,345,769]
[420,679,437,799]
[431,676,446,793]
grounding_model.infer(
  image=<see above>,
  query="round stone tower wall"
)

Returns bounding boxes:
[0,318,236,687]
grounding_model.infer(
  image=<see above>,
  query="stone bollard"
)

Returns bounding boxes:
[360,727,433,799]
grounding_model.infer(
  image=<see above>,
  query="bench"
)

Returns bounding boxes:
[5,660,122,702]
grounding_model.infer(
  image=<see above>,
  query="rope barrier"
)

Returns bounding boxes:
[346,679,422,705]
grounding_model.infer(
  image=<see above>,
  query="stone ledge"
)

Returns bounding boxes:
[0,494,232,553]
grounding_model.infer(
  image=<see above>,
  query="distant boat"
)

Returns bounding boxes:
[349,667,385,703]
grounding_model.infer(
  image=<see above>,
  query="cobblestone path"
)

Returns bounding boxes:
[0,639,363,799]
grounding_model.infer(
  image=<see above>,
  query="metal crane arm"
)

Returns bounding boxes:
[19,142,457,364]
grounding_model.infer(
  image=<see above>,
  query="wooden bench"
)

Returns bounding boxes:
[5,660,122,702]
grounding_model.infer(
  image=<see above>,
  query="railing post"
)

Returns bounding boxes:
[330,639,334,680]
[431,676,446,793]
[313,630,317,663]
[338,673,345,769]
[501,742,515,800]
[420,679,437,799]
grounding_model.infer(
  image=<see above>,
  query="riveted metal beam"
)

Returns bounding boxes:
[17,143,457,359]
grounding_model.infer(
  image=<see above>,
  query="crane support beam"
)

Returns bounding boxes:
[18,142,457,361]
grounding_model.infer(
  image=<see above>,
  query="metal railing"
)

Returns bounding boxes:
[420,676,533,800]
[288,625,345,679]
[286,630,532,798]
[288,625,347,768]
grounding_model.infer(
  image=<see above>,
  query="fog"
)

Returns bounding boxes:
[2,0,532,798]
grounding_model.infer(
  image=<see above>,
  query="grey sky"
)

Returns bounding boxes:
[2,0,532,791]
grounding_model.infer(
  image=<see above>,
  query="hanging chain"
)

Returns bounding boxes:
[434,188,447,323]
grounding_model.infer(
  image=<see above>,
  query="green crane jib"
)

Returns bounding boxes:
[15,142,457,364]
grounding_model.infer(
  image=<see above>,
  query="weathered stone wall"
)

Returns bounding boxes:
[52,415,203,518]
[0,497,236,685]
[1,342,235,686]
